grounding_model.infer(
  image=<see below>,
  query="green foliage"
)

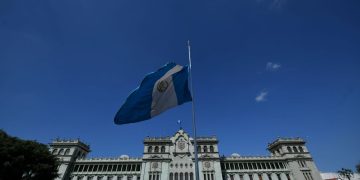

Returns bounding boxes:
[338,168,353,180]
[0,130,58,180]
[356,163,360,173]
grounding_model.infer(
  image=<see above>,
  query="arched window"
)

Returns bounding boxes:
[299,146,304,152]
[148,146,153,153]
[170,173,173,180]
[287,146,292,153]
[154,146,159,153]
[185,172,189,180]
[58,149,64,155]
[161,146,165,153]
[197,146,201,152]
[268,174,272,180]
[203,146,208,152]
[52,149,58,155]
[293,146,298,153]
[210,146,214,152]
[190,173,194,180]
[64,149,70,155]
[175,173,179,180]
[180,172,184,180]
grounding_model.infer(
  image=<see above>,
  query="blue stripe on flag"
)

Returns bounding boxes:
[114,63,177,124]
[173,66,192,105]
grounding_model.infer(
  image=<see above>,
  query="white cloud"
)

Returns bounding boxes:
[266,62,281,71]
[255,91,268,102]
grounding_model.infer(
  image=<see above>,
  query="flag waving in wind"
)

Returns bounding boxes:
[114,63,192,125]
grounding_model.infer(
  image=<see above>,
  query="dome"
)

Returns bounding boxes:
[120,155,129,159]
[231,153,240,157]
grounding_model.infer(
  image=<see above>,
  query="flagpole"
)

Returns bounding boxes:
[187,40,200,180]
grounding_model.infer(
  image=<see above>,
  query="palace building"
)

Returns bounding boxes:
[49,129,323,180]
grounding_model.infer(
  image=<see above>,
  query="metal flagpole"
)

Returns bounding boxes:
[187,40,200,180]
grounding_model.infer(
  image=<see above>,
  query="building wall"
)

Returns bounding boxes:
[49,130,323,180]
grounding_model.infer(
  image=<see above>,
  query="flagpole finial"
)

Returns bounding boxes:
[177,120,182,130]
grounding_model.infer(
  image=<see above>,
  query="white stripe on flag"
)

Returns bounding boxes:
[151,65,183,117]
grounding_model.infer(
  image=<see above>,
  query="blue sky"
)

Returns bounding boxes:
[1,0,360,172]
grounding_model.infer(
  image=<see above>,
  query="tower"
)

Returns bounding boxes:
[267,138,322,180]
[49,139,90,180]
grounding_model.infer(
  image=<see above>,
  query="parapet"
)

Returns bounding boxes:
[268,137,305,149]
[49,138,90,152]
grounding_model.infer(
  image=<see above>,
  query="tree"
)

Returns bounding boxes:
[356,163,360,173]
[338,168,353,180]
[0,130,58,180]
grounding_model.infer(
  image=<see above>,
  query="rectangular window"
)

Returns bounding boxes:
[257,163,261,169]
[112,165,117,171]
[248,163,253,170]
[261,163,266,169]
[88,165,93,172]
[211,174,214,180]
[303,173,308,180]
[74,165,79,172]
[221,163,225,170]
[225,163,229,170]
[204,174,207,180]
[253,163,257,169]
[98,165,103,172]
[239,163,243,170]
[93,165,98,172]
[79,165,84,172]
[83,165,89,172]
[307,172,313,180]
[117,165,121,171]
[122,164,127,171]
[137,164,141,171]
[275,163,280,169]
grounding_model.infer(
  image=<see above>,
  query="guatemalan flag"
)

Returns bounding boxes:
[114,63,192,125]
